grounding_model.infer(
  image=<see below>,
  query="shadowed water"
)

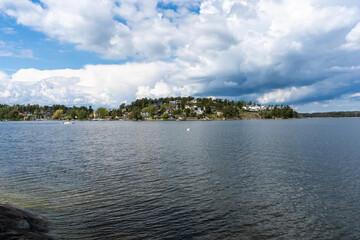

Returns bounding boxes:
[1,119,360,239]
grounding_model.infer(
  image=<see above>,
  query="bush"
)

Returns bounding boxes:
[162,113,169,119]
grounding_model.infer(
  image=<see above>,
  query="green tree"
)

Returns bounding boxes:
[78,109,88,120]
[0,106,10,120]
[111,110,117,120]
[71,109,78,119]
[129,107,142,120]
[142,106,155,117]
[173,109,182,115]
[6,110,20,120]
[53,109,63,119]
[160,105,166,113]
[97,107,107,119]
[162,113,169,119]
[184,108,191,117]
[88,106,94,115]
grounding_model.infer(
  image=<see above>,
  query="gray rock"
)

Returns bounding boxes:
[0,204,58,240]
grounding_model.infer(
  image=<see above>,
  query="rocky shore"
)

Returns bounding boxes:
[0,204,57,240]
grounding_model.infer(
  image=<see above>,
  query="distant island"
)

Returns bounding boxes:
[300,111,360,118]
[0,96,298,121]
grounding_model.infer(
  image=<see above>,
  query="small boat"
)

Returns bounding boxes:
[63,121,74,125]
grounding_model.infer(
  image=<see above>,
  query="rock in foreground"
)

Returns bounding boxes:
[0,204,57,240]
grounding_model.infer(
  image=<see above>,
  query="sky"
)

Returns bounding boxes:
[0,0,360,113]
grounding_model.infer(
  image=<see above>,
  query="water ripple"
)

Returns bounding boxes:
[1,119,360,239]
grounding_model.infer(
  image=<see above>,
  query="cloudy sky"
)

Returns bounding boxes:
[0,0,360,112]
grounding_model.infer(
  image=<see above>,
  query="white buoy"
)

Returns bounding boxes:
[187,128,190,131]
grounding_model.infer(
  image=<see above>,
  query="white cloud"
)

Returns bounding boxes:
[0,51,12,57]
[136,81,172,99]
[1,27,16,34]
[343,22,360,50]
[350,92,360,98]
[136,81,193,99]
[0,71,11,98]
[2,0,356,62]
[0,40,33,58]
[224,81,239,87]
[17,49,33,58]
[257,86,315,104]
[1,62,180,107]
[0,0,360,109]
[0,0,195,60]
[331,65,360,71]
[0,71,9,81]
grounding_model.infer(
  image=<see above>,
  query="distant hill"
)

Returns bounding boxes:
[0,97,299,121]
[300,111,360,118]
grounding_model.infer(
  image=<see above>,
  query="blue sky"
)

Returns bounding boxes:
[0,0,360,113]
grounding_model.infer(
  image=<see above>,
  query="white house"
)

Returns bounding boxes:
[248,106,261,111]
[194,107,204,115]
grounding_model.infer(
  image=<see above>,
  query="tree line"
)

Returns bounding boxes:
[300,111,360,118]
[0,97,299,121]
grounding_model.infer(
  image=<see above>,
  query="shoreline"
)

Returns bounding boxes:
[0,204,57,240]
[0,118,294,122]
[1,117,300,122]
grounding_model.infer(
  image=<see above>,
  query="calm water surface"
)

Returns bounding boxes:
[1,119,360,239]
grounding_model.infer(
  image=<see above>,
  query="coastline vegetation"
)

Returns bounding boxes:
[0,97,298,121]
[300,111,360,118]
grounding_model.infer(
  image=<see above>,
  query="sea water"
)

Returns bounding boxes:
[1,119,360,239]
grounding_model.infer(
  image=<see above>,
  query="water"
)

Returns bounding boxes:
[1,119,360,239]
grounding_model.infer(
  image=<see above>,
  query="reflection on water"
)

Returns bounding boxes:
[1,119,360,239]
